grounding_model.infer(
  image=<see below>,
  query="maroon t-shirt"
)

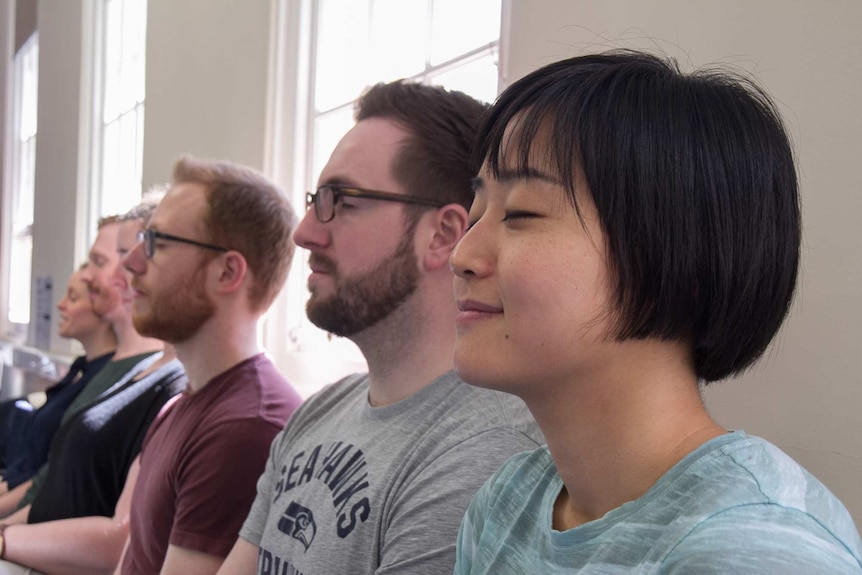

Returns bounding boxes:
[121,354,302,575]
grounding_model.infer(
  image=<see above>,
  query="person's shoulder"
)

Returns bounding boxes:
[283,372,367,424]
[666,502,862,573]
[468,446,556,518]
[488,446,554,488]
[215,353,302,409]
[655,433,862,570]
[423,372,543,444]
[713,434,862,547]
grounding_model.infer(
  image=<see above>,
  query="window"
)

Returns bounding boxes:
[272,0,503,395]
[2,33,38,331]
[91,0,147,225]
[310,0,501,179]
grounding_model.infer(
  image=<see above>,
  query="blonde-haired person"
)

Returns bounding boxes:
[0,266,116,497]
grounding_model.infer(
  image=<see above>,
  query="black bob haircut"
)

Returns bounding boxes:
[477,50,801,383]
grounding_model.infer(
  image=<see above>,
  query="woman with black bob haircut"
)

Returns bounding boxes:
[450,50,862,573]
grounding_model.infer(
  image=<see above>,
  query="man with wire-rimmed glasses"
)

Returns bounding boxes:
[220,81,542,575]
[112,156,304,575]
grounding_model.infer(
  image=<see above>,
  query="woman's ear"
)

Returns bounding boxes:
[422,204,469,271]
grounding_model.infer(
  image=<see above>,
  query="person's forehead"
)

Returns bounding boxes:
[150,182,208,233]
[68,275,88,295]
[119,218,143,237]
[319,118,408,189]
[91,223,120,255]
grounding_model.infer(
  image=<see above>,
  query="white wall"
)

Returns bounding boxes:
[504,0,862,524]
[142,0,273,188]
[28,0,89,355]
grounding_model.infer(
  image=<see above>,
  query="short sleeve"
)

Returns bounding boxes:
[170,418,283,557]
[663,504,862,574]
[239,425,291,546]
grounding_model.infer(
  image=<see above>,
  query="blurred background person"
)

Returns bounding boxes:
[0,266,116,495]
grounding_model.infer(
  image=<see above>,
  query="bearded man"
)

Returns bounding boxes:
[218,81,543,575]
[116,157,303,575]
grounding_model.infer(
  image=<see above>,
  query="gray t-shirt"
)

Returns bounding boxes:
[240,371,542,575]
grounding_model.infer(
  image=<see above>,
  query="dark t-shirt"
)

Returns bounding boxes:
[27,359,187,523]
[2,352,114,489]
[121,354,302,575]
[19,352,160,509]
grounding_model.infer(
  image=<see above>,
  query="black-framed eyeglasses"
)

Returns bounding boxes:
[136,229,229,259]
[306,184,445,223]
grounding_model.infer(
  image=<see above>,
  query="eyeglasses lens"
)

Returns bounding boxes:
[322,187,337,222]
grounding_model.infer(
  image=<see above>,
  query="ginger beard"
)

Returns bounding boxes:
[305,230,419,338]
[132,256,215,344]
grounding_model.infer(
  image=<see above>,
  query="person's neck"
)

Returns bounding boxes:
[523,339,725,531]
[80,328,118,361]
[173,314,262,394]
[356,291,458,407]
[111,318,163,360]
[133,344,179,380]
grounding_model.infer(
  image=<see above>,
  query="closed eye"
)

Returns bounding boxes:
[502,210,540,223]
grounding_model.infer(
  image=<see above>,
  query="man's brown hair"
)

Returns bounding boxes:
[354,81,490,211]
[172,155,297,312]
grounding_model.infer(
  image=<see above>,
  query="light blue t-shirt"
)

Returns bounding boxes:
[456,431,862,574]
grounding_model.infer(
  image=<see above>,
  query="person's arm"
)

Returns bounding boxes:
[216,421,289,575]
[2,504,29,525]
[111,535,130,575]
[156,420,281,575]
[0,481,31,518]
[1,457,140,575]
[216,538,259,575]
[159,544,223,575]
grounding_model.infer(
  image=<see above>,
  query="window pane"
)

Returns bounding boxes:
[16,137,36,226]
[117,107,142,208]
[127,0,147,105]
[118,0,147,113]
[312,106,355,183]
[8,234,32,324]
[315,0,372,112]
[7,37,38,327]
[98,0,147,219]
[19,45,38,139]
[430,52,499,103]
[100,119,120,215]
[430,0,501,65]
[103,0,122,121]
[369,0,428,80]
[100,109,143,217]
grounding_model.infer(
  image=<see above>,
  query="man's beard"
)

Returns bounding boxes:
[133,260,215,343]
[306,232,420,337]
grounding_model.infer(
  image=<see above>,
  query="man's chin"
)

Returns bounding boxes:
[93,301,122,320]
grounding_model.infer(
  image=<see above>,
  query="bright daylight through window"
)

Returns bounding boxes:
[4,34,38,329]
